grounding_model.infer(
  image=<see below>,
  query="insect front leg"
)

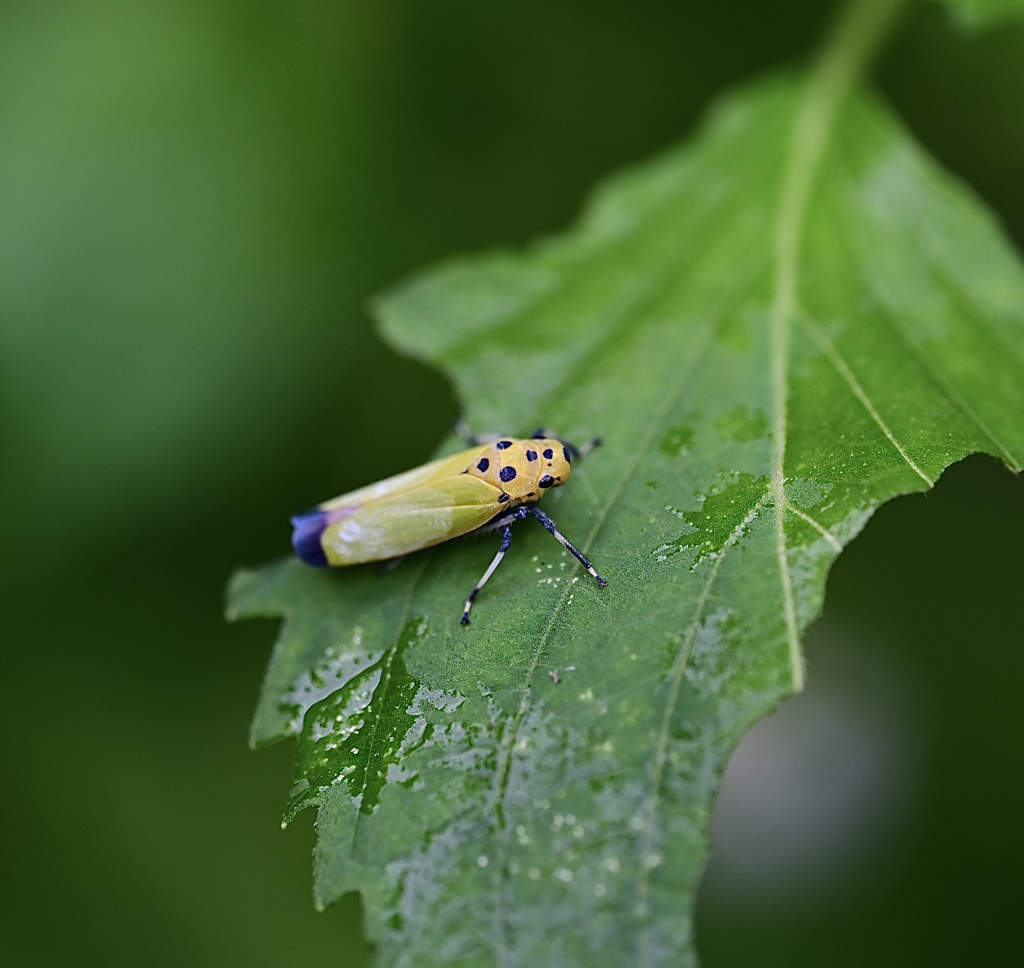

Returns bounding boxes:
[528,506,607,588]
[461,506,530,624]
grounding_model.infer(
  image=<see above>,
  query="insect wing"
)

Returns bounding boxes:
[315,445,489,513]
[316,474,502,565]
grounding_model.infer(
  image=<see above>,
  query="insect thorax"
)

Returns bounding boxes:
[466,437,572,502]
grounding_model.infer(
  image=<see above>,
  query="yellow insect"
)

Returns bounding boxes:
[291,430,607,623]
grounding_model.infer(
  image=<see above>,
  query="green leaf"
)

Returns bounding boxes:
[227,3,1024,965]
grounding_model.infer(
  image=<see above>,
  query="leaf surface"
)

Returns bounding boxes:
[228,13,1024,968]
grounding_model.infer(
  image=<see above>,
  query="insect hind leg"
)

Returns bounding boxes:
[528,506,607,587]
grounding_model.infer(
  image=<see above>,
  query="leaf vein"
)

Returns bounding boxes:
[801,314,935,486]
[785,500,843,551]
[828,121,1024,471]
[633,493,769,966]
[486,240,768,957]
[873,286,1024,472]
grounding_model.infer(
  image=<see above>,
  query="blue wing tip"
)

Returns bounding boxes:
[290,509,330,567]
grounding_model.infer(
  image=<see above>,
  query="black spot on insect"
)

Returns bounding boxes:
[498,492,511,503]
[497,440,513,450]
[539,474,555,489]
[525,449,538,462]
[543,448,554,460]
[477,457,490,472]
[499,466,517,483]
[563,446,572,464]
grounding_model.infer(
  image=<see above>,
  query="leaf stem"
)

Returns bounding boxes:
[770,0,907,691]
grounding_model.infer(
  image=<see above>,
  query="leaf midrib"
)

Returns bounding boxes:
[769,0,909,697]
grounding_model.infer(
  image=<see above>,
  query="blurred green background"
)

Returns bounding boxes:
[2,2,1022,966]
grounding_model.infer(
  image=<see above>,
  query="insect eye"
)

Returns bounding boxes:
[538,474,555,489]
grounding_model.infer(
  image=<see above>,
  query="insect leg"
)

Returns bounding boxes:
[460,505,531,623]
[453,418,497,447]
[461,523,514,625]
[573,436,603,460]
[528,506,607,588]
[377,555,406,577]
